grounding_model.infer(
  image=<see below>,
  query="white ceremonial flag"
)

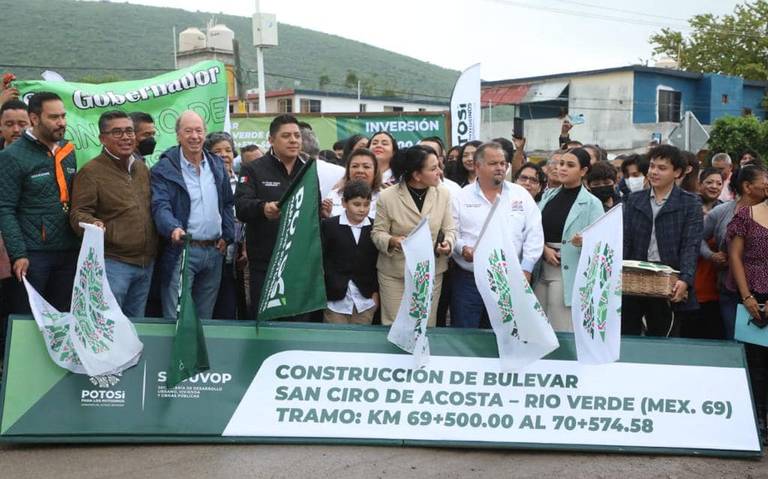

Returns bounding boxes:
[572,204,623,364]
[450,63,481,147]
[388,218,434,368]
[25,223,143,376]
[474,200,559,370]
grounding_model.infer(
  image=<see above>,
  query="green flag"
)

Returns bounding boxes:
[166,238,210,388]
[258,159,326,321]
[16,60,228,168]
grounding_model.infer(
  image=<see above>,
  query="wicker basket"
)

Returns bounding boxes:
[622,264,679,298]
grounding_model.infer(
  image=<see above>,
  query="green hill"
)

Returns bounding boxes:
[0,0,457,102]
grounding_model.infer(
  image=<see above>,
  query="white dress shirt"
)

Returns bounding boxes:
[326,211,377,315]
[452,181,543,273]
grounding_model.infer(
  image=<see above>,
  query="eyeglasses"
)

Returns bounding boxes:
[517,175,540,185]
[102,128,135,138]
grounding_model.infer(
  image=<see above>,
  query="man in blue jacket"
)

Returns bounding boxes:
[622,144,703,336]
[151,111,234,320]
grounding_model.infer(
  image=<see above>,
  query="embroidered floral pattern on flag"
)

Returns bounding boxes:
[71,247,116,353]
[388,218,435,368]
[473,200,559,370]
[24,223,143,376]
[578,242,615,342]
[571,204,623,364]
[409,260,431,334]
[485,249,518,338]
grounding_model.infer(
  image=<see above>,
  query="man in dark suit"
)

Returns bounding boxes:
[320,181,378,324]
[622,144,703,336]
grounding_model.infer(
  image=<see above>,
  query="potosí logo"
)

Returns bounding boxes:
[157,371,233,385]
[262,186,305,311]
[81,374,126,402]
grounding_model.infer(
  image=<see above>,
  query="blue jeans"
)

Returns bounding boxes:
[450,267,488,328]
[161,245,223,320]
[720,289,740,340]
[105,257,154,318]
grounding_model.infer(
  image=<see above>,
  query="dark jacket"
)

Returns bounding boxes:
[150,146,235,281]
[623,185,703,310]
[234,150,306,270]
[321,215,378,300]
[0,132,79,261]
[70,151,157,267]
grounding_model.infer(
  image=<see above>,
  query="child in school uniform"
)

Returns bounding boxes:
[321,180,379,324]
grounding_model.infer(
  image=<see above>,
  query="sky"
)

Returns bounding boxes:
[90,0,743,80]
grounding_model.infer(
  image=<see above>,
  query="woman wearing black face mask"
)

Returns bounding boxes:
[586,161,619,211]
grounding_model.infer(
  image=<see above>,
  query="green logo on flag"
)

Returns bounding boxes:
[578,242,614,341]
[486,249,519,338]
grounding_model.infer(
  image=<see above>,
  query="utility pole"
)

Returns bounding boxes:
[233,39,246,113]
[172,26,178,69]
[253,0,278,113]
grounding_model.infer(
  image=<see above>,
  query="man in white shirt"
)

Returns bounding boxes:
[451,142,544,328]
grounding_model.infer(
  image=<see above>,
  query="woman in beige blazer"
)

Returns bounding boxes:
[372,145,456,326]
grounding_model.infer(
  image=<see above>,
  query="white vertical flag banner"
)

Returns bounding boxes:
[24,223,143,376]
[572,204,623,364]
[474,201,559,370]
[387,218,434,368]
[450,63,481,147]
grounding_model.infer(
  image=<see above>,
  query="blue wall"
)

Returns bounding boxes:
[633,71,766,124]
[633,72,699,123]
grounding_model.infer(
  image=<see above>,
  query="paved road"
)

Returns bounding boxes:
[1,444,765,479]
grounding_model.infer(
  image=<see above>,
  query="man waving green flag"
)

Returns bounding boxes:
[258,158,326,321]
[167,237,209,388]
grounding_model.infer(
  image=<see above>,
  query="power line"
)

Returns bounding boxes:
[485,0,768,40]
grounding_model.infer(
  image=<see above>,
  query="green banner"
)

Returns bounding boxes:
[0,317,760,457]
[16,61,228,168]
[257,159,326,321]
[230,114,446,152]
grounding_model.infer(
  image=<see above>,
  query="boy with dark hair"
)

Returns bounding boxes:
[320,180,378,325]
[622,144,703,336]
[586,161,619,211]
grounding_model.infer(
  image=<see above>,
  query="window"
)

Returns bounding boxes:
[722,94,729,104]
[383,105,404,112]
[248,101,260,113]
[277,98,293,113]
[657,89,681,122]
[359,103,367,112]
[300,99,321,113]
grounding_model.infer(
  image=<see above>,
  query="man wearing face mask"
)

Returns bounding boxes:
[586,161,620,211]
[619,154,648,198]
[129,111,157,161]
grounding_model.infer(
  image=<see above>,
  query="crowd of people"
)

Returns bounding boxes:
[1,89,768,440]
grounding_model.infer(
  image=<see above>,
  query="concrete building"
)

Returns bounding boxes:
[230,88,448,114]
[481,65,768,153]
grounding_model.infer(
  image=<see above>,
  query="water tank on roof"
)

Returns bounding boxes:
[207,24,234,51]
[654,57,679,69]
[179,27,206,52]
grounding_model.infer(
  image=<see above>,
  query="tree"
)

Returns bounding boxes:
[649,1,768,80]
[318,74,331,90]
[707,115,768,161]
[344,70,359,90]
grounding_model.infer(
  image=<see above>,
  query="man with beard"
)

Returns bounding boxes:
[450,142,543,328]
[0,100,29,150]
[0,92,79,313]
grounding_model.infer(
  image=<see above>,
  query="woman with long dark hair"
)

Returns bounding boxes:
[534,147,603,331]
[372,146,455,326]
[323,148,382,218]
[447,140,482,187]
[368,131,398,185]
